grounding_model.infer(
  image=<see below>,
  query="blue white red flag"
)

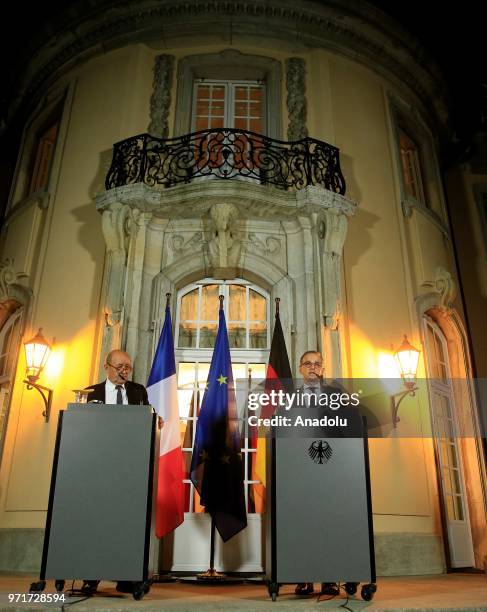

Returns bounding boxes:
[147,304,184,538]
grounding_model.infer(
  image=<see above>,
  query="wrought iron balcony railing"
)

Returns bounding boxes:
[105,128,346,194]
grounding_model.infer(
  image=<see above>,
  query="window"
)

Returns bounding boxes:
[424,317,467,522]
[177,283,268,349]
[399,128,426,205]
[0,309,23,462]
[174,50,282,139]
[192,80,265,133]
[172,279,270,514]
[28,120,59,195]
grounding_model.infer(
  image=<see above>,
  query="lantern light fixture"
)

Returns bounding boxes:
[391,335,420,428]
[23,328,54,423]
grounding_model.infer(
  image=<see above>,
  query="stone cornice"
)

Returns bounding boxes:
[95,181,357,219]
[8,0,448,132]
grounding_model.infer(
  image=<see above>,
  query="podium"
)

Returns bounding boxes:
[34,404,158,599]
[265,413,376,601]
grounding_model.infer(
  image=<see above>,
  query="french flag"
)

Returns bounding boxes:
[147,302,184,538]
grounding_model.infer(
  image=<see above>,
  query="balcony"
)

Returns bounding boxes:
[105,128,346,195]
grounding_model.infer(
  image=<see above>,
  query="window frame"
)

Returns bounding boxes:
[174,50,282,139]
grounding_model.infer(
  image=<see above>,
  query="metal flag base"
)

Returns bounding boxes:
[179,518,243,585]
[197,568,226,580]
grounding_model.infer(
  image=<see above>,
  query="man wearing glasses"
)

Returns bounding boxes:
[82,349,149,596]
[86,349,149,405]
[295,351,340,598]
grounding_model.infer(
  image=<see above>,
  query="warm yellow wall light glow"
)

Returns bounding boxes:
[43,347,65,382]
[377,351,403,394]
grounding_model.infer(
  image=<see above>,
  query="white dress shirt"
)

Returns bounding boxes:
[105,378,128,404]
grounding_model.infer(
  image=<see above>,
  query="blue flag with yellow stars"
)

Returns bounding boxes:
[190,299,247,542]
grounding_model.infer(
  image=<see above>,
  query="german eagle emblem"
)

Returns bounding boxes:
[308,440,332,464]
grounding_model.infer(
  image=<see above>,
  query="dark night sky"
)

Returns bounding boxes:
[1,1,485,144]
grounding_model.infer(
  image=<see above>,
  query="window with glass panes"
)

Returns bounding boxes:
[29,121,59,195]
[192,80,265,132]
[0,309,23,462]
[174,280,269,514]
[399,128,426,205]
[424,317,467,522]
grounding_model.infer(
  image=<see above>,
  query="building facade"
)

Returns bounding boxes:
[0,0,486,575]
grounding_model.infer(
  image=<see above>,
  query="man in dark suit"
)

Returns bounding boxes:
[295,350,340,598]
[86,349,149,405]
[82,349,149,596]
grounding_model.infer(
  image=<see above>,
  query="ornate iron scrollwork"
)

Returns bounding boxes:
[105,128,346,194]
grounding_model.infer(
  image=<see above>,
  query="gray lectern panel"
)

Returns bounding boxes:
[275,437,372,582]
[266,419,375,585]
[43,405,155,581]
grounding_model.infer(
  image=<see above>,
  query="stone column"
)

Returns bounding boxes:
[318,209,350,378]
[99,202,131,379]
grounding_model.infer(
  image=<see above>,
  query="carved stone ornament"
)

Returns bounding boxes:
[246,233,281,256]
[148,54,175,138]
[208,202,242,270]
[170,232,204,255]
[101,202,131,254]
[0,259,18,302]
[286,57,308,141]
[421,267,456,310]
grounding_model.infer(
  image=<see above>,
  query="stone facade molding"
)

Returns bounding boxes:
[0,259,31,308]
[96,181,356,377]
[148,54,175,138]
[6,1,448,136]
[286,57,308,141]
[420,266,457,312]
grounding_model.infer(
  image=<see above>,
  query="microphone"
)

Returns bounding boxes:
[118,372,128,382]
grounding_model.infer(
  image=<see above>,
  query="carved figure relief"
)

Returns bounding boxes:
[286,57,308,141]
[207,202,242,270]
[148,54,175,138]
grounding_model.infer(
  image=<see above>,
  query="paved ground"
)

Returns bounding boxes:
[0,573,486,611]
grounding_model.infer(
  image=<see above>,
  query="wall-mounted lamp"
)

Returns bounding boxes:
[23,328,53,423]
[391,335,420,427]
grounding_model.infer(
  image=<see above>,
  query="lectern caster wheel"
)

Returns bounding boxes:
[267,581,279,601]
[361,583,376,601]
[345,582,359,595]
[29,581,46,593]
[55,580,65,592]
[132,581,151,600]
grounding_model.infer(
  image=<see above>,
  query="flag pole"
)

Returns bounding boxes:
[198,294,227,582]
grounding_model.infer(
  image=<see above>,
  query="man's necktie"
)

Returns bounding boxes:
[116,384,124,405]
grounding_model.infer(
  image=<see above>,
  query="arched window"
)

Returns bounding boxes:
[0,308,23,462]
[423,315,475,567]
[174,279,270,515]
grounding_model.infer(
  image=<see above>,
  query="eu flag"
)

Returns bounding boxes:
[190,299,247,542]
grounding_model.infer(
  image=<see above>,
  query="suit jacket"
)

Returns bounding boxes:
[86,380,150,406]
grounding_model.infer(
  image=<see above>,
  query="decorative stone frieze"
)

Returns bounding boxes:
[246,233,281,256]
[169,232,204,255]
[148,54,175,138]
[286,58,308,141]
